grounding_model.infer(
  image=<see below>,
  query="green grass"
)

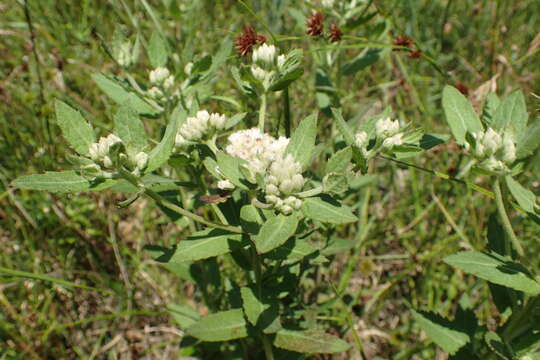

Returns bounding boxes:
[1,0,540,358]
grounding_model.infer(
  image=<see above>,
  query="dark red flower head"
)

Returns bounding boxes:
[329,24,342,42]
[393,35,413,50]
[235,26,266,57]
[307,12,324,37]
[454,82,470,96]
[408,49,422,59]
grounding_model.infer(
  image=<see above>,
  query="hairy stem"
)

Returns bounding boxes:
[258,92,267,132]
[118,169,242,233]
[493,178,524,257]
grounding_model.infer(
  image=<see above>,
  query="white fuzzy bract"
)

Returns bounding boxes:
[251,65,267,82]
[225,128,289,174]
[375,117,400,138]
[88,134,122,168]
[253,44,277,66]
[469,127,516,173]
[264,154,305,215]
[217,179,235,190]
[149,67,170,84]
[175,110,228,146]
[382,133,404,149]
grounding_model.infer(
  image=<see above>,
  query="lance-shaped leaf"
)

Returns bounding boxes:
[168,303,200,328]
[114,103,148,154]
[505,176,536,213]
[492,90,528,138]
[12,171,114,193]
[341,48,381,76]
[302,196,357,224]
[285,113,318,169]
[240,286,281,333]
[331,108,355,145]
[146,110,179,172]
[55,100,95,156]
[186,309,248,342]
[444,251,540,294]
[265,237,319,264]
[92,73,159,115]
[442,85,483,145]
[326,146,352,174]
[147,31,168,68]
[254,214,299,254]
[516,120,540,159]
[147,229,243,263]
[274,329,350,354]
[412,310,470,355]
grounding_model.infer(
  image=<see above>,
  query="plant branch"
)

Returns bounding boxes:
[493,178,524,258]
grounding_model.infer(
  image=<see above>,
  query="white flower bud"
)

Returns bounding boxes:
[163,75,175,90]
[103,156,113,168]
[483,128,502,156]
[280,205,293,215]
[382,133,404,149]
[322,0,335,9]
[209,113,227,130]
[266,183,279,195]
[217,180,235,190]
[375,117,400,138]
[277,55,286,70]
[117,41,132,67]
[355,131,368,148]
[253,44,277,65]
[501,134,516,164]
[149,67,170,84]
[133,152,148,171]
[251,65,267,82]
[184,62,193,76]
[147,86,163,99]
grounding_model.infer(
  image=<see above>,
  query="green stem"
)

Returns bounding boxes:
[251,244,274,360]
[493,178,524,257]
[118,169,242,233]
[283,88,291,137]
[258,92,267,132]
[297,186,323,198]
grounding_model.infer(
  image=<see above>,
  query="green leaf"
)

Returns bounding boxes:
[301,196,357,224]
[341,48,381,76]
[12,171,114,193]
[412,310,470,355]
[323,173,348,195]
[147,109,180,172]
[55,100,95,156]
[484,331,513,360]
[147,31,168,68]
[92,73,159,116]
[321,237,354,256]
[114,102,148,154]
[444,251,540,294]
[240,286,266,326]
[274,329,350,354]
[254,214,299,254]
[168,303,200,328]
[285,113,318,169]
[269,49,304,92]
[225,112,247,129]
[516,120,540,159]
[147,229,243,263]
[265,237,318,263]
[482,92,501,125]
[492,90,528,138]
[505,176,536,213]
[326,146,352,174]
[331,108,355,145]
[442,85,483,145]
[419,133,449,150]
[216,152,249,190]
[186,309,247,342]
[240,204,262,234]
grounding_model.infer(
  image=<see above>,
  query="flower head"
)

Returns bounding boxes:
[88,134,123,169]
[307,12,324,37]
[253,44,277,66]
[329,24,343,42]
[375,117,401,138]
[235,26,266,57]
[265,154,305,214]
[176,110,228,145]
[149,67,170,84]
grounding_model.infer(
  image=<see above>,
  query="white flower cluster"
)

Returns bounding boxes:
[175,110,227,146]
[354,117,406,159]
[147,67,175,100]
[251,44,286,88]
[225,128,289,174]
[468,128,516,173]
[321,0,335,8]
[265,154,305,214]
[87,134,148,176]
[89,134,123,168]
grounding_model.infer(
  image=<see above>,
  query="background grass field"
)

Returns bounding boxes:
[1,0,540,358]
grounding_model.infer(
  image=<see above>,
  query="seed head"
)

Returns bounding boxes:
[307,12,324,37]
[329,24,343,42]
[235,26,267,57]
